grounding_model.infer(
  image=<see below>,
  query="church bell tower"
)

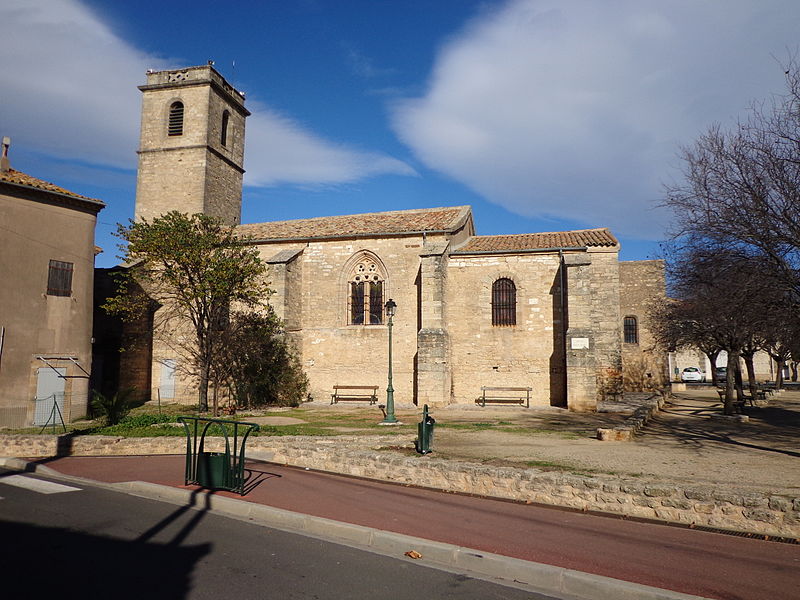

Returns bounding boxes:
[134,64,249,225]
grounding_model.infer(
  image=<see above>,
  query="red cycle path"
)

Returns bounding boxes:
[40,455,800,600]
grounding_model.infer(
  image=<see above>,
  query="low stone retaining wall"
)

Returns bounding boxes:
[597,392,666,441]
[2,432,798,539]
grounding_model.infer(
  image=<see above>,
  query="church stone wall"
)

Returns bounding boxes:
[260,234,450,405]
[619,260,667,390]
[445,253,565,407]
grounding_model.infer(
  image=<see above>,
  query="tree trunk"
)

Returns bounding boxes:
[734,360,745,405]
[724,351,739,415]
[198,362,209,412]
[212,384,219,417]
[743,353,758,403]
[775,358,785,390]
[792,361,798,382]
[704,350,720,386]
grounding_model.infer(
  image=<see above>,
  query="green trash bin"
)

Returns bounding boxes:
[415,404,435,454]
[197,451,230,489]
[177,416,259,495]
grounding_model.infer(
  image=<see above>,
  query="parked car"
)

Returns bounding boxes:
[715,366,728,382]
[681,367,705,382]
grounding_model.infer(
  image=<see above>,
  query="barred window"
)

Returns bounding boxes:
[168,101,184,136]
[47,260,73,296]
[348,259,384,325]
[221,110,230,146]
[623,316,638,344]
[492,278,516,326]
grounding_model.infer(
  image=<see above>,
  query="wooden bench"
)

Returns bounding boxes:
[476,386,531,408]
[331,385,379,405]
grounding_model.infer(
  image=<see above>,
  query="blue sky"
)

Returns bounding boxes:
[2,0,798,268]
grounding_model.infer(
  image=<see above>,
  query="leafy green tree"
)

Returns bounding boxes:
[212,309,309,410]
[105,212,270,411]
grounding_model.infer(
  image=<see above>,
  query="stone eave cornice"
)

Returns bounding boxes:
[138,80,251,117]
[136,144,245,174]
[450,246,589,257]
[242,229,454,245]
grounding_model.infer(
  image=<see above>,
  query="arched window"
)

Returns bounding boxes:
[348,258,385,325]
[492,278,516,326]
[623,316,638,344]
[220,110,230,146]
[168,101,184,136]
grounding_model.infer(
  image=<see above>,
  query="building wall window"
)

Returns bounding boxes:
[221,110,230,146]
[168,101,184,136]
[623,316,638,344]
[348,259,384,325]
[492,278,516,326]
[47,260,73,296]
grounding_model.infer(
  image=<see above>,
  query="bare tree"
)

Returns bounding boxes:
[664,60,800,295]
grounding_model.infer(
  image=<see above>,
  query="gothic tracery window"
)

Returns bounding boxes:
[348,259,384,325]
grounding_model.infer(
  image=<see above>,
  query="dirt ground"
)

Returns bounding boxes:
[427,388,800,495]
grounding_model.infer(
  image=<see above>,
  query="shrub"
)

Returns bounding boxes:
[91,389,135,425]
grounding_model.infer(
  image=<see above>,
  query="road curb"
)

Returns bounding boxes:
[0,457,710,600]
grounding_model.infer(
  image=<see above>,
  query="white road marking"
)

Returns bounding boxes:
[0,475,81,494]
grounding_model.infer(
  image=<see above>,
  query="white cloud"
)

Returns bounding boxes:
[391,0,800,239]
[0,0,154,168]
[244,105,416,187]
[0,0,411,185]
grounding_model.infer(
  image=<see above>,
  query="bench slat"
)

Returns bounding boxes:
[478,386,531,408]
[331,385,379,405]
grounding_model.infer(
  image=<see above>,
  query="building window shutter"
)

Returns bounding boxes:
[47,260,73,296]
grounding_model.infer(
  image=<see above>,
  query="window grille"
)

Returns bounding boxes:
[492,278,516,326]
[623,316,638,344]
[350,282,365,325]
[369,281,383,324]
[221,110,230,146]
[47,260,73,296]
[168,101,184,136]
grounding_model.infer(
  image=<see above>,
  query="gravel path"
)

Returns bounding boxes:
[429,389,800,495]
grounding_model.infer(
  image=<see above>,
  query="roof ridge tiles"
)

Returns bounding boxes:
[237,205,471,241]
[0,168,103,204]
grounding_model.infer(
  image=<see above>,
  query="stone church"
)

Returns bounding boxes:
[124,64,666,411]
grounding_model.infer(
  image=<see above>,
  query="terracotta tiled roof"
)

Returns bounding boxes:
[453,228,618,253]
[238,206,471,241]
[0,168,103,204]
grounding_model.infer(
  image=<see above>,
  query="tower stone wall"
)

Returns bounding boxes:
[134,65,248,225]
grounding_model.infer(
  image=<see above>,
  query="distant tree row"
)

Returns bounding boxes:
[656,59,800,415]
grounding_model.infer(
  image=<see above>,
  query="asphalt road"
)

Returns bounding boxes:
[39,455,800,600]
[0,468,561,600]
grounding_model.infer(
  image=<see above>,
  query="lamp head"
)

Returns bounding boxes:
[385,298,397,317]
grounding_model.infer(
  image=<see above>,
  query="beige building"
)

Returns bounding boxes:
[0,138,104,428]
[128,65,665,411]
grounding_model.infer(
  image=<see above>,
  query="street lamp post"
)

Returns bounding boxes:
[382,298,398,424]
